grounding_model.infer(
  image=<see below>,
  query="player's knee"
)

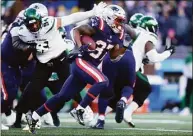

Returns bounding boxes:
[98,76,109,87]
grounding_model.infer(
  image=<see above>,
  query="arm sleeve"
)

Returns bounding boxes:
[58,10,94,27]
[12,36,36,51]
[146,49,171,63]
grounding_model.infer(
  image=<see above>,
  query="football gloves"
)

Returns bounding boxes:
[67,45,97,63]
[164,44,175,56]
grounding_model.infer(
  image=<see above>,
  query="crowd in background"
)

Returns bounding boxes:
[1,0,192,115]
[1,0,192,47]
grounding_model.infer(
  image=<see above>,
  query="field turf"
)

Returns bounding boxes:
[1,113,192,136]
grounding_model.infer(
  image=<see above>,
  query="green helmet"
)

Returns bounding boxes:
[138,16,158,34]
[129,13,144,28]
[23,8,42,32]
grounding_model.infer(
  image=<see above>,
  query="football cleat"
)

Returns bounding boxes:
[25,112,38,134]
[70,108,78,121]
[92,119,105,129]
[124,119,136,128]
[70,108,85,126]
[115,100,126,123]
[51,112,60,127]
[23,119,41,131]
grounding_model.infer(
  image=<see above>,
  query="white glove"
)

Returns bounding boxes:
[92,2,107,16]
[36,41,49,53]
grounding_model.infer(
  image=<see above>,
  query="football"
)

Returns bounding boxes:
[80,35,96,50]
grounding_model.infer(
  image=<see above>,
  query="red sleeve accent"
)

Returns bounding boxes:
[99,17,104,31]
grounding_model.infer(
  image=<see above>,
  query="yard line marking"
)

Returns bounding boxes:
[59,118,192,124]
[113,127,192,133]
[45,126,192,133]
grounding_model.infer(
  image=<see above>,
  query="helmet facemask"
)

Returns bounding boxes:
[23,8,42,33]
[111,16,125,33]
[24,19,41,33]
[103,5,126,33]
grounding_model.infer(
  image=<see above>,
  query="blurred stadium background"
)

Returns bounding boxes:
[1,0,192,135]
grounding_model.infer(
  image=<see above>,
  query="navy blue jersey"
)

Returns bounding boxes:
[1,22,32,67]
[82,17,124,66]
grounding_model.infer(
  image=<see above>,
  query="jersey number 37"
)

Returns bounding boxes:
[89,40,114,60]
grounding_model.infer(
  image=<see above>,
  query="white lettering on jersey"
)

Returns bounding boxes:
[18,16,74,63]
[89,40,114,61]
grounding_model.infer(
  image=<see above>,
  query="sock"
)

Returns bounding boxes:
[120,97,127,103]
[80,81,107,108]
[98,97,109,115]
[129,101,139,113]
[36,104,50,117]
[98,114,105,121]
[123,101,139,122]
[15,112,22,124]
[121,86,133,100]
[32,111,40,120]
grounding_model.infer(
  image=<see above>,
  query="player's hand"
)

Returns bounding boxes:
[92,2,107,16]
[67,49,83,63]
[79,44,97,54]
[164,44,175,56]
[142,57,150,65]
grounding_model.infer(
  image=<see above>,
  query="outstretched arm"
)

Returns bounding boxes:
[145,41,173,63]
[56,2,106,28]
[11,26,35,51]
[12,36,36,51]
[124,24,137,39]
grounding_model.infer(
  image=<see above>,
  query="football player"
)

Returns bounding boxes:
[123,15,175,126]
[92,9,137,129]
[11,2,107,134]
[1,3,48,130]
[28,4,128,133]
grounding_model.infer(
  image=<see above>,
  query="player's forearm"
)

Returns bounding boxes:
[146,49,171,63]
[59,10,94,27]
[12,36,36,51]
[124,24,136,39]
[72,28,82,48]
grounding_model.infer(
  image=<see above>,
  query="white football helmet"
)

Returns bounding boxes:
[102,5,126,33]
[28,3,48,17]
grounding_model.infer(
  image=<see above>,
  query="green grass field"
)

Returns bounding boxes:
[1,113,192,136]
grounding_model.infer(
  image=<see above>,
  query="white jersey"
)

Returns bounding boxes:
[131,28,158,72]
[18,16,74,63]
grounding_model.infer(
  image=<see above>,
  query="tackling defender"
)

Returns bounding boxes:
[123,15,175,126]
[1,3,48,130]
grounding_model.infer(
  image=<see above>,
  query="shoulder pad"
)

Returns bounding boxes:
[89,16,104,31]
[148,33,158,46]
[41,16,55,33]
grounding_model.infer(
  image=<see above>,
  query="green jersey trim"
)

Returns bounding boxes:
[45,18,55,34]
